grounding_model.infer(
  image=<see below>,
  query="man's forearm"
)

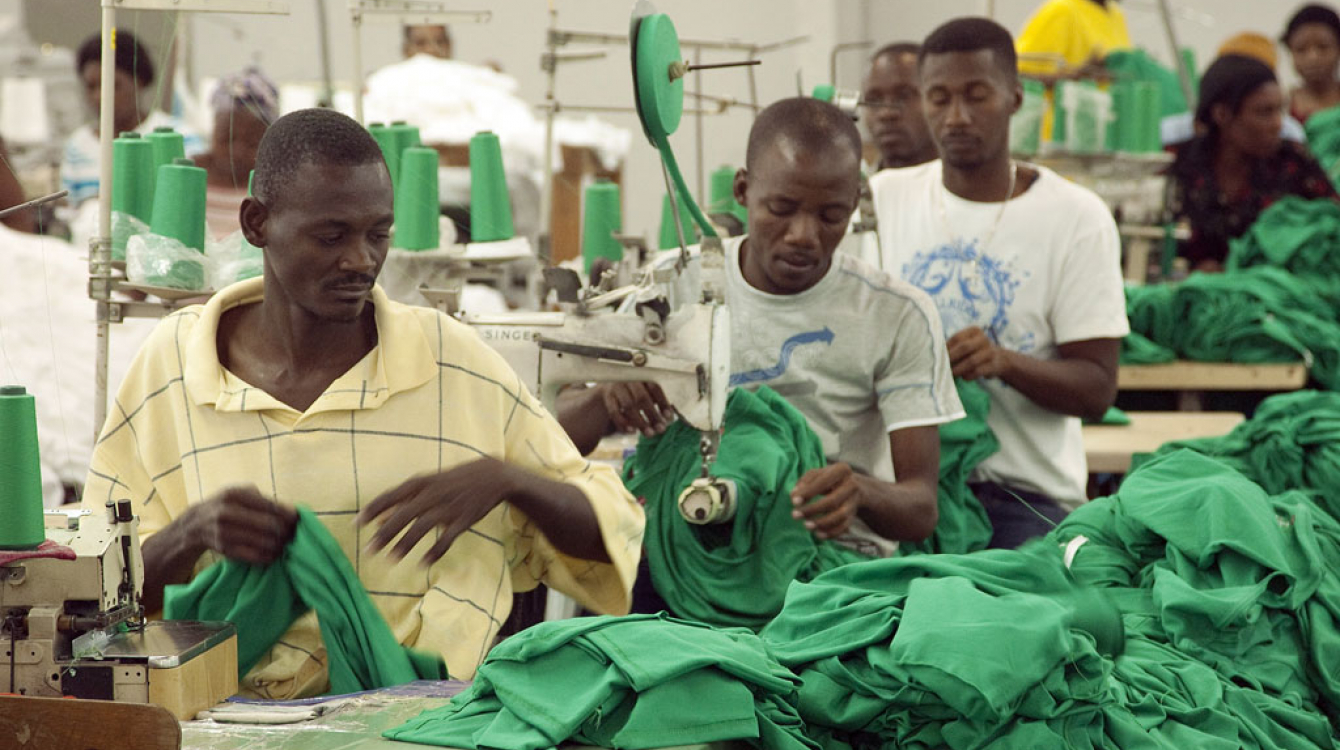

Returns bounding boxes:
[555,386,613,456]
[852,475,938,543]
[999,351,1116,420]
[506,468,612,563]
[139,512,206,614]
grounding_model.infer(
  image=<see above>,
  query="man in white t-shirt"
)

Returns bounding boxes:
[870,17,1128,548]
[562,98,963,557]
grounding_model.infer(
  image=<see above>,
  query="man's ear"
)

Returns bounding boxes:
[239,196,268,249]
[733,168,749,207]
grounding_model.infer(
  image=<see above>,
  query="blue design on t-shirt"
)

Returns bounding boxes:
[902,239,1034,353]
[730,327,835,386]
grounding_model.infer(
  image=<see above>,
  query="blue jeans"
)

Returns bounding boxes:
[971,482,1070,550]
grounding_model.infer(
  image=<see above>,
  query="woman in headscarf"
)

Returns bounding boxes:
[1168,54,1336,271]
[192,67,280,239]
[1283,4,1340,124]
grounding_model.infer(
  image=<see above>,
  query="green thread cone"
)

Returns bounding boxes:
[582,179,622,273]
[151,157,208,252]
[111,132,155,224]
[709,165,736,215]
[394,147,440,250]
[1138,81,1163,153]
[658,191,695,249]
[468,131,514,242]
[146,126,186,191]
[0,385,45,550]
[369,123,400,189]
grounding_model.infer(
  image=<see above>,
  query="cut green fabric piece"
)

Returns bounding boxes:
[1086,406,1132,426]
[1120,266,1340,389]
[621,386,869,630]
[384,614,817,750]
[1131,390,1340,522]
[164,506,446,694]
[1227,196,1340,307]
[1120,330,1177,365]
[896,379,997,556]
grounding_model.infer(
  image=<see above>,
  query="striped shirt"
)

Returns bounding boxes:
[83,276,643,698]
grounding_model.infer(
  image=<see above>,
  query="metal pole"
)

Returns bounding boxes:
[538,2,558,265]
[1156,0,1195,109]
[352,6,365,121]
[314,0,336,108]
[694,45,704,207]
[93,0,117,439]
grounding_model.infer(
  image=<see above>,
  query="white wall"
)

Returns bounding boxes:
[19,1,1313,241]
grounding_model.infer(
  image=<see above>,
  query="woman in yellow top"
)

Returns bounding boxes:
[1017,0,1132,77]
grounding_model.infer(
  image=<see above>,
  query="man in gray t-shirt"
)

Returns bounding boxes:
[561,98,961,554]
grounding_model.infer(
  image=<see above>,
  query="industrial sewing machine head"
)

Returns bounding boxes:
[0,503,237,718]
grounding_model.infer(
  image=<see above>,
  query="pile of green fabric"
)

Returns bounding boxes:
[1132,389,1340,520]
[753,451,1340,749]
[383,614,817,750]
[1304,106,1340,190]
[164,507,446,693]
[895,379,997,556]
[1120,266,1340,389]
[1227,196,1340,306]
[1103,48,1192,119]
[621,386,868,630]
[1055,451,1340,749]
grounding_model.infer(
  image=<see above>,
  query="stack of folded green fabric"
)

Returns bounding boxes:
[1121,266,1340,389]
[384,614,817,750]
[1228,196,1340,307]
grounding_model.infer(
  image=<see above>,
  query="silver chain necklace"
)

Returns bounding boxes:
[934,160,1018,257]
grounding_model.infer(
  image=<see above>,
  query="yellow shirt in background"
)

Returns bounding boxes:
[1017,0,1132,75]
[83,277,644,698]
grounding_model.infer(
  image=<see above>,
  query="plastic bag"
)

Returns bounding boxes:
[111,210,150,262]
[126,232,207,290]
[206,230,263,291]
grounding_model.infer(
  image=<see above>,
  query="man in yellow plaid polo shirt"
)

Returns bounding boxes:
[82,108,644,699]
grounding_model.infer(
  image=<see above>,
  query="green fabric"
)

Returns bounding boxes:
[1304,105,1340,190]
[753,450,1340,749]
[1087,406,1132,426]
[621,386,869,630]
[759,543,1130,749]
[895,379,997,556]
[384,614,817,750]
[163,507,446,693]
[1120,266,1340,389]
[1054,451,1340,749]
[1119,330,1177,365]
[1227,196,1340,307]
[1131,390,1340,521]
[1103,48,1191,118]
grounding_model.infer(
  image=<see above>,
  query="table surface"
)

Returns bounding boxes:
[1118,361,1307,391]
[180,681,741,750]
[1083,411,1245,473]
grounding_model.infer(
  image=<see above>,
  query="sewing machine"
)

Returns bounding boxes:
[0,503,237,719]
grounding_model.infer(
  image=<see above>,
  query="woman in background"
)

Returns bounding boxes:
[1169,55,1336,272]
[1283,4,1340,125]
[193,68,279,240]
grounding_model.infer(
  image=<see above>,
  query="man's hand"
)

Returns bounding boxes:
[600,382,675,437]
[947,326,1013,380]
[186,485,298,565]
[790,463,862,540]
[359,457,515,565]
